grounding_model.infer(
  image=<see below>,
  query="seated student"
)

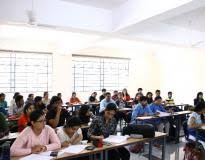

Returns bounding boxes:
[122,88,131,101]
[165,91,175,105]
[112,90,118,101]
[131,96,153,123]
[34,96,48,114]
[46,96,70,128]
[116,92,128,109]
[10,110,61,157]
[188,102,205,141]
[137,88,143,95]
[8,95,24,117]
[18,103,35,132]
[155,90,161,98]
[69,92,82,104]
[0,93,8,116]
[99,88,106,102]
[57,93,62,99]
[57,117,83,147]
[42,91,50,106]
[99,92,116,113]
[146,92,153,104]
[149,96,170,133]
[88,92,98,115]
[25,94,34,105]
[132,93,143,106]
[0,112,9,138]
[88,103,130,160]
[10,92,20,110]
[78,105,95,125]
[194,92,204,106]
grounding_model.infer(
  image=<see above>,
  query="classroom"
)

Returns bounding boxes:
[0,0,205,160]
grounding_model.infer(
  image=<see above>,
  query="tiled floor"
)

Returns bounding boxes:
[130,138,186,160]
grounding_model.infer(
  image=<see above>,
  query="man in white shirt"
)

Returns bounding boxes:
[99,92,116,113]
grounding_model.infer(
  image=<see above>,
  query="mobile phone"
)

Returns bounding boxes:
[85,146,95,150]
[50,151,58,157]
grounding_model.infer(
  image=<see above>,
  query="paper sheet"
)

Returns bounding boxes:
[20,154,52,160]
[156,110,171,117]
[103,135,127,144]
[61,145,87,154]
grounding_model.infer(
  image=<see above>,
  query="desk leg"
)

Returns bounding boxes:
[104,150,108,160]
[162,136,166,160]
[148,140,153,160]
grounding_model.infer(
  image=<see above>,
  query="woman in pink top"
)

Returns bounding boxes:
[11,110,61,157]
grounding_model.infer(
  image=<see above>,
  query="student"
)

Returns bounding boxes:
[18,103,35,132]
[155,90,161,98]
[25,94,34,104]
[9,95,24,116]
[57,93,62,99]
[42,91,50,106]
[188,102,205,141]
[78,105,95,125]
[10,110,61,157]
[46,96,70,128]
[57,116,83,147]
[122,88,131,101]
[0,112,9,138]
[34,96,47,114]
[69,92,82,104]
[131,96,153,123]
[99,88,106,102]
[0,93,8,116]
[149,96,170,133]
[194,92,204,106]
[10,92,20,109]
[88,103,130,160]
[132,93,143,106]
[165,91,175,105]
[137,88,143,95]
[88,92,98,103]
[112,90,118,101]
[146,92,153,104]
[99,92,116,113]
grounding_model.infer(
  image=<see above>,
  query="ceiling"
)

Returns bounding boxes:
[61,0,128,10]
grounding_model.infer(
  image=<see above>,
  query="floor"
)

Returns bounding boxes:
[130,138,186,160]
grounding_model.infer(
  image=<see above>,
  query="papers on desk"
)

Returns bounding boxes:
[61,144,87,154]
[103,135,128,144]
[156,110,171,117]
[201,126,205,130]
[20,154,52,160]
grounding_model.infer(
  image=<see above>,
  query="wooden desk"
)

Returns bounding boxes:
[137,111,191,143]
[11,132,166,160]
[0,132,19,142]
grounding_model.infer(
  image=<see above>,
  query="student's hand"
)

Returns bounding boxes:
[31,145,43,154]
[62,141,70,148]
[56,104,62,114]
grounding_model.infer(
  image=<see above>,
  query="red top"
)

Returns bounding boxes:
[18,114,29,132]
[123,95,131,101]
[69,97,81,104]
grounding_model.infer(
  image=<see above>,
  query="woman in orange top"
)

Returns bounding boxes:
[18,103,35,132]
[122,88,131,101]
[69,92,82,104]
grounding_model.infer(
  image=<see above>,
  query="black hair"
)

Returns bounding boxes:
[105,92,111,96]
[105,103,117,112]
[64,116,81,128]
[197,92,203,99]
[28,94,34,98]
[102,89,106,92]
[114,90,118,93]
[50,96,62,106]
[168,91,172,95]
[93,92,97,95]
[23,103,33,115]
[154,96,162,101]
[13,92,20,99]
[0,93,5,97]
[138,88,143,91]
[139,96,147,102]
[15,95,23,103]
[57,93,61,96]
[155,90,161,93]
[43,91,48,97]
[146,92,153,96]
[78,105,91,124]
[34,96,42,103]
[28,110,44,126]
[194,102,205,112]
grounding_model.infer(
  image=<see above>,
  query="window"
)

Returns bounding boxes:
[0,50,52,93]
[72,55,129,92]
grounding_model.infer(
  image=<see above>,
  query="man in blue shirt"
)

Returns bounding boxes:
[149,96,170,134]
[99,92,116,113]
[0,93,8,116]
[131,96,153,123]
